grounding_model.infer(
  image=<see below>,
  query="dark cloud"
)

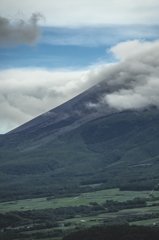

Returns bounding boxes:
[0,13,43,47]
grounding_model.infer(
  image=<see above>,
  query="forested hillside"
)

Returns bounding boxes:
[0,107,159,201]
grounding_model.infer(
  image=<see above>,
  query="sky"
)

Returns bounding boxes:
[1,0,159,133]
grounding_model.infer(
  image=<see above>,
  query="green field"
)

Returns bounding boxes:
[1,188,156,213]
[1,188,159,240]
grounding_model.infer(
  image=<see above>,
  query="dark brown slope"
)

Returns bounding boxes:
[7,81,119,136]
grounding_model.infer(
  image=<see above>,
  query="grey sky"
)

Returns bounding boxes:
[1,0,159,26]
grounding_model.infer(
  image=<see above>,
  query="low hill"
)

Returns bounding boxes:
[0,107,159,201]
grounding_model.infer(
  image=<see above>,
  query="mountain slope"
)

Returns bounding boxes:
[7,80,119,138]
[1,107,159,201]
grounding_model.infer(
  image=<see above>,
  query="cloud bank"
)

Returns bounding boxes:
[1,0,159,26]
[0,69,90,133]
[1,39,159,133]
[0,13,43,47]
[101,40,159,110]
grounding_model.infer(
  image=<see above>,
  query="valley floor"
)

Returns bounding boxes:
[1,188,159,240]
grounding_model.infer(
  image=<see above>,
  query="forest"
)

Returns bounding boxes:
[1,108,159,202]
[63,225,159,240]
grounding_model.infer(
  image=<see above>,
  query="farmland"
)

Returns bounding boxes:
[1,188,159,239]
[1,188,156,212]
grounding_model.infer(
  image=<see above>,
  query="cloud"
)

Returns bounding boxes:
[1,39,159,133]
[0,68,96,133]
[88,40,159,111]
[0,13,43,47]
[0,0,159,26]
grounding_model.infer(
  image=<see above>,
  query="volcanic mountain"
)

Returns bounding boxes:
[1,80,159,201]
[7,80,119,138]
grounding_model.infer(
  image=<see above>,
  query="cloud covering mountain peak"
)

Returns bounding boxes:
[1,39,159,133]
[100,40,159,110]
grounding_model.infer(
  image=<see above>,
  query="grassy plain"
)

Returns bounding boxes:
[1,188,156,213]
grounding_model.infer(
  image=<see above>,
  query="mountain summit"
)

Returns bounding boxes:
[7,80,119,136]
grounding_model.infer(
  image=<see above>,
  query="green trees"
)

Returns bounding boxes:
[1,108,159,201]
[103,198,146,212]
[63,225,159,240]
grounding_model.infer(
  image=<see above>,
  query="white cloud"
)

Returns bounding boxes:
[0,68,101,133]
[91,40,159,111]
[0,0,159,26]
[1,39,159,133]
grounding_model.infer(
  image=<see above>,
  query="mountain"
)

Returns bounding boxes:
[7,80,119,138]
[0,80,159,201]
